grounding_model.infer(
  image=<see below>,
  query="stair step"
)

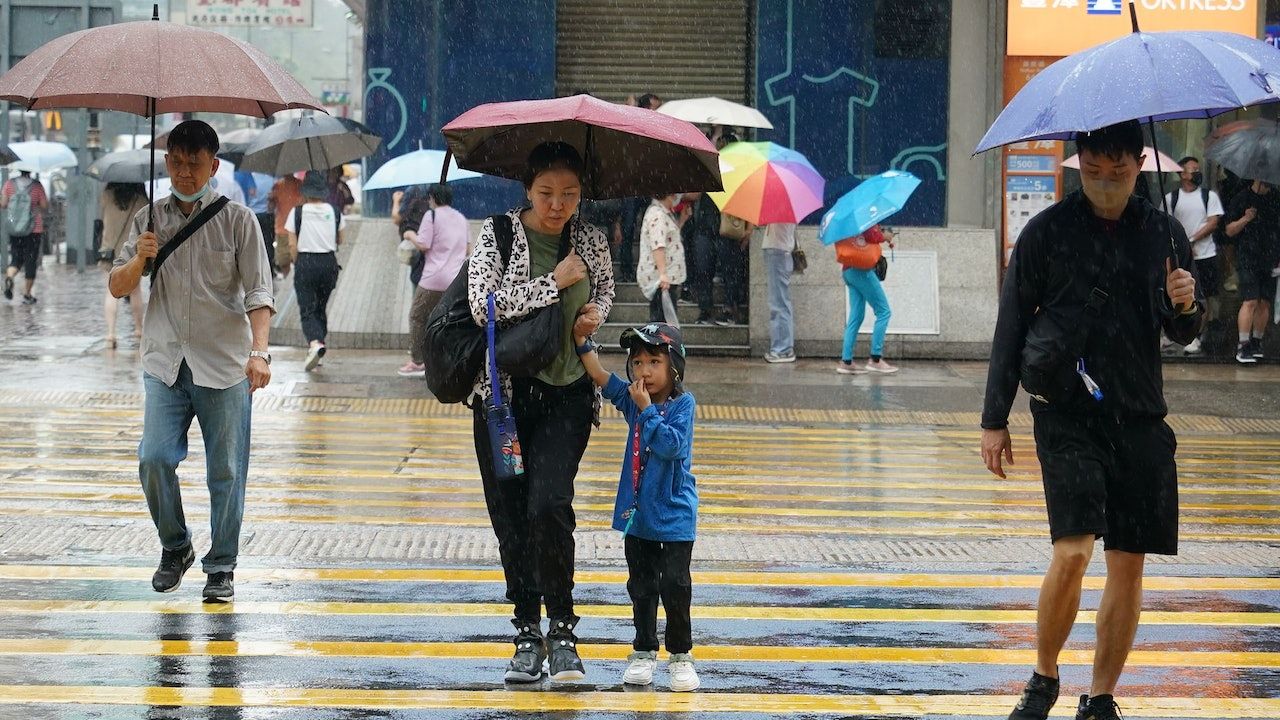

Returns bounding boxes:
[606,302,744,325]
[594,322,749,352]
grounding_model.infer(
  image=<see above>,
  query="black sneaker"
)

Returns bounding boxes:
[546,615,585,681]
[1237,342,1258,364]
[21,294,36,305]
[1251,337,1265,359]
[151,544,195,593]
[1075,694,1123,720]
[2,276,11,300]
[202,571,234,603]
[1008,670,1059,720]
[503,618,546,683]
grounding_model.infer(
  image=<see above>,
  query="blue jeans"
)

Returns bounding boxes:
[842,267,892,361]
[764,248,794,355]
[140,361,251,574]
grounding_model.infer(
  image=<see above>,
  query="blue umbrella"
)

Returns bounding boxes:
[974,28,1280,154]
[819,171,920,246]
[364,146,482,190]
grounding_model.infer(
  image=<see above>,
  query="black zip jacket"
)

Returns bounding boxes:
[982,191,1205,430]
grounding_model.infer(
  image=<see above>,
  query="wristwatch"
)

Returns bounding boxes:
[249,350,272,365]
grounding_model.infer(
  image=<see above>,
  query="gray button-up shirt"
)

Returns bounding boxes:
[115,191,275,389]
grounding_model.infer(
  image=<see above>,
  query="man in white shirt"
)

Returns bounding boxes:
[1163,156,1223,354]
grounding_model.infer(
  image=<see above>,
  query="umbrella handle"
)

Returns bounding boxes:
[440,149,452,185]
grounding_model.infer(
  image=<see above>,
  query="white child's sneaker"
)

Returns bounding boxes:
[667,653,700,692]
[623,650,658,686]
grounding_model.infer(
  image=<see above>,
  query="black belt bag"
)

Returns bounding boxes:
[1020,255,1116,405]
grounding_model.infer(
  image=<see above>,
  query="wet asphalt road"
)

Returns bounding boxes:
[0,266,1277,718]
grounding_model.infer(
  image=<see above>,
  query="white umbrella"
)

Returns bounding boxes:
[657,97,774,130]
[8,140,77,173]
[1062,146,1180,173]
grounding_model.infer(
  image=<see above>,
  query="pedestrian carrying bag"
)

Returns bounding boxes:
[491,215,571,377]
[4,179,35,236]
[719,212,751,240]
[836,237,881,270]
[150,196,232,278]
[485,293,525,480]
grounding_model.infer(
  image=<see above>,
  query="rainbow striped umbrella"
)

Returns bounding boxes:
[707,142,825,225]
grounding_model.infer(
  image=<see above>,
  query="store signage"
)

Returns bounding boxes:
[1008,0,1257,56]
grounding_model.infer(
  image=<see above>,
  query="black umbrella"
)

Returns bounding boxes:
[238,114,380,175]
[86,148,169,184]
[1206,120,1280,186]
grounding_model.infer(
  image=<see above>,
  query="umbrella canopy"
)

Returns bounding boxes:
[708,142,824,225]
[364,147,482,190]
[974,30,1280,154]
[239,115,381,175]
[441,94,721,199]
[0,144,18,165]
[1062,146,1180,173]
[1206,119,1280,185]
[656,97,774,130]
[86,148,168,184]
[8,140,77,173]
[819,171,921,246]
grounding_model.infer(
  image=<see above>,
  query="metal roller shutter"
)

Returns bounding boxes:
[556,0,751,104]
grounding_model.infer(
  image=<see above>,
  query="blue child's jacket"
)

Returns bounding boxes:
[602,374,697,542]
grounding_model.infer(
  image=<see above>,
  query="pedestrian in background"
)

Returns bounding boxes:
[714,132,750,326]
[981,120,1202,720]
[99,182,148,347]
[466,141,615,685]
[835,225,896,374]
[108,119,274,604]
[288,170,344,372]
[327,167,354,216]
[2,169,50,305]
[683,192,721,325]
[1163,156,1223,355]
[762,222,798,363]
[1223,178,1280,363]
[238,170,277,275]
[269,173,302,277]
[398,183,468,377]
[638,194,690,323]
[575,323,700,693]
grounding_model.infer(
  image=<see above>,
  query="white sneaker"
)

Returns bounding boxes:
[836,362,867,375]
[1183,338,1202,355]
[667,653,700,692]
[865,359,898,374]
[623,651,657,686]
[304,343,325,372]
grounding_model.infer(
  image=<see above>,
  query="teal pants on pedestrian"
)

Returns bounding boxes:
[842,267,892,362]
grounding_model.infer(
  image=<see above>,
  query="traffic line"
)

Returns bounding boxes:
[0,685,1276,717]
[2,599,1274,626]
[1,564,1274,591]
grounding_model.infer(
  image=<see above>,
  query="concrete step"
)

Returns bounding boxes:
[609,280,732,306]
[594,322,749,356]
[608,301,737,326]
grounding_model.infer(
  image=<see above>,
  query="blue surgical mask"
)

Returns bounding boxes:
[170,182,210,203]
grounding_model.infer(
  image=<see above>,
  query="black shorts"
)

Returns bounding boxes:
[1032,412,1179,555]
[7,234,41,279]
[1237,258,1278,302]
[1193,256,1220,298]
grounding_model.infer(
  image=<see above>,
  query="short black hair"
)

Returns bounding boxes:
[522,141,585,188]
[637,93,662,109]
[166,120,220,157]
[1075,121,1144,163]
[428,182,452,206]
[1178,156,1199,166]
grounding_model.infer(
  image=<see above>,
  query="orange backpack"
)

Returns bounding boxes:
[835,237,882,270]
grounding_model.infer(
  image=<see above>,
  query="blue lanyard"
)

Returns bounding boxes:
[1076,358,1103,402]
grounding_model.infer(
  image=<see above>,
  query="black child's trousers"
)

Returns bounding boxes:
[624,535,694,654]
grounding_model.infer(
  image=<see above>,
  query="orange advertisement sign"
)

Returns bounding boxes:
[1008,0,1258,57]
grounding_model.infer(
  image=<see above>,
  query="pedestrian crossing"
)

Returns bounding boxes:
[0,400,1276,718]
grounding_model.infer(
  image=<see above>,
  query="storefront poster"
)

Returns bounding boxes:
[1008,0,1257,56]
[184,0,313,28]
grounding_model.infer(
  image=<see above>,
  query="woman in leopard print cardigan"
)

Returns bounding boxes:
[466,142,615,684]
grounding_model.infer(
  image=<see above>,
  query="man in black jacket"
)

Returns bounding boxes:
[980,121,1203,720]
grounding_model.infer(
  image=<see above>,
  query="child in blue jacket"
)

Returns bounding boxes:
[575,322,700,692]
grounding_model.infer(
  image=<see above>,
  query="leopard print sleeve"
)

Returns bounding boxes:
[467,214,561,327]
[576,219,615,321]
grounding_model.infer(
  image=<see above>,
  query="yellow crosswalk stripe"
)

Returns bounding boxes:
[0,686,1276,717]
[3,599,1274,626]
[1,564,1274,591]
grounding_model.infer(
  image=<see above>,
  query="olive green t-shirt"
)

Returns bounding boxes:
[526,228,589,386]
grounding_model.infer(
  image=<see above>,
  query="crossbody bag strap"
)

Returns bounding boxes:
[150,196,231,278]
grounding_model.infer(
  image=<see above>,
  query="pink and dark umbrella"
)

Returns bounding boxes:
[0,4,322,270]
[441,94,722,199]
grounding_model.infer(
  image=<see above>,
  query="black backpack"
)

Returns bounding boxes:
[1168,185,1210,214]
[421,215,517,403]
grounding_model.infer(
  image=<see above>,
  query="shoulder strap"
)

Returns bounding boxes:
[151,196,231,278]
[293,205,302,236]
[1201,185,1211,211]
[1169,188,1179,212]
[334,206,341,237]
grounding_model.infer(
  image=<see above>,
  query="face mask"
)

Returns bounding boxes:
[1189,171,1204,187]
[1081,177,1132,214]
[170,182,210,203]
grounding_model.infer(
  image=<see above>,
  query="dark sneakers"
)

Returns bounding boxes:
[1008,670,1060,720]
[503,619,547,684]
[202,571,235,603]
[1076,694,1123,720]
[151,544,195,593]
[2,276,11,300]
[546,615,585,681]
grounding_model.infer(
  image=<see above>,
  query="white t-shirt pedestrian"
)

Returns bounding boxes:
[763,222,797,251]
[1164,187,1224,261]
[291,202,345,254]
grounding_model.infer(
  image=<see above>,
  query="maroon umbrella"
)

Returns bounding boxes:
[0,4,323,271]
[441,95,722,199]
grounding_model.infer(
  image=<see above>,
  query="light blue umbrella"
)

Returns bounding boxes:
[819,171,920,246]
[8,140,77,173]
[364,146,482,190]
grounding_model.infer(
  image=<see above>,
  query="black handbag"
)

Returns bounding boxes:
[873,255,888,281]
[491,215,573,377]
[1019,250,1116,404]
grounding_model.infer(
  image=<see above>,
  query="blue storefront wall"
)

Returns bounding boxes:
[362,0,556,218]
[755,0,951,227]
